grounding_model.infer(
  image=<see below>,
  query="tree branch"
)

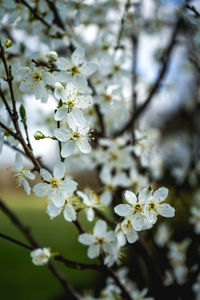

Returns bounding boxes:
[113,3,187,138]
[15,0,50,28]
[0,198,79,299]
[0,231,104,272]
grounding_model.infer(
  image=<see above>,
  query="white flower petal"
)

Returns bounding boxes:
[69,110,86,128]
[124,190,137,205]
[47,202,62,219]
[54,127,71,142]
[126,229,139,244]
[130,213,146,231]
[54,82,66,100]
[40,169,52,182]
[72,48,85,65]
[100,190,112,206]
[114,204,133,217]
[51,190,65,208]
[33,183,47,197]
[24,170,35,180]
[77,139,91,154]
[78,233,96,245]
[86,208,94,222]
[66,82,77,98]
[75,95,93,109]
[143,209,157,225]
[138,188,152,204]
[61,140,75,157]
[54,107,68,121]
[94,220,107,238]
[157,203,175,218]
[79,62,98,76]
[53,162,65,179]
[22,179,31,195]
[15,153,23,171]
[154,187,169,202]
[87,244,100,259]
[57,57,72,70]
[63,204,76,222]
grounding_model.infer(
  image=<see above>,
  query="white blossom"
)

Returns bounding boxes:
[19,65,56,102]
[14,153,35,195]
[54,82,93,121]
[30,248,51,266]
[78,220,116,259]
[77,189,101,221]
[54,113,92,158]
[33,162,77,207]
[56,48,98,89]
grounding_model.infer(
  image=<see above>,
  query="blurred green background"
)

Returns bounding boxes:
[0,189,100,300]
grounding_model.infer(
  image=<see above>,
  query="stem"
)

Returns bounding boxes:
[15,0,50,28]
[0,121,18,139]
[0,42,42,171]
[57,121,64,162]
[0,198,79,299]
[113,1,188,138]
[0,232,104,272]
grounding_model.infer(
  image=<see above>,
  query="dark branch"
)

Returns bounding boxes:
[15,0,50,28]
[113,5,187,138]
[0,198,79,299]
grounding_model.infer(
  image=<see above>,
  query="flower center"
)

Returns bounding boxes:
[113,64,120,72]
[104,94,112,102]
[50,178,59,188]
[135,204,142,212]
[67,100,74,109]
[71,132,82,140]
[149,202,156,209]
[69,65,79,76]
[31,71,43,83]
[97,238,104,246]
[102,43,109,51]
[110,152,118,160]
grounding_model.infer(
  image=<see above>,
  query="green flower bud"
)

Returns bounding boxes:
[4,39,12,49]
[34,131,46,140]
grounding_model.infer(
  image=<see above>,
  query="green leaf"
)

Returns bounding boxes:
[19,104,26,124]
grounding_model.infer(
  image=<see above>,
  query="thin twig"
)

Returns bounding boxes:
[0,121,18,139]
[46,0,65,30]
[186,4,200,17]
[0,231,104,272]
[15,0,50,28]
[113,2,188,138]
[0,42,42,171]
[0,86,13,116]
[0,198,80,299]
[115,0,131,50]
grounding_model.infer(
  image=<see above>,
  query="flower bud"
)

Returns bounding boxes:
[46,51,58,62]
[34,131,46,140]
[4,39,12,49]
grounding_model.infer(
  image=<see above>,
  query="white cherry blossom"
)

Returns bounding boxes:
[77,189,101,221]
[19,64,56,103]
[143,187,175,225]
[54,113,92,158]
[30,248,51,266]
[14,153,36,195]
[47,197,76,222]
[114,189,149,231]
[54,82,93,121]
[33,162,77,207]
[56,48,98,89]
[78,220,116,259]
